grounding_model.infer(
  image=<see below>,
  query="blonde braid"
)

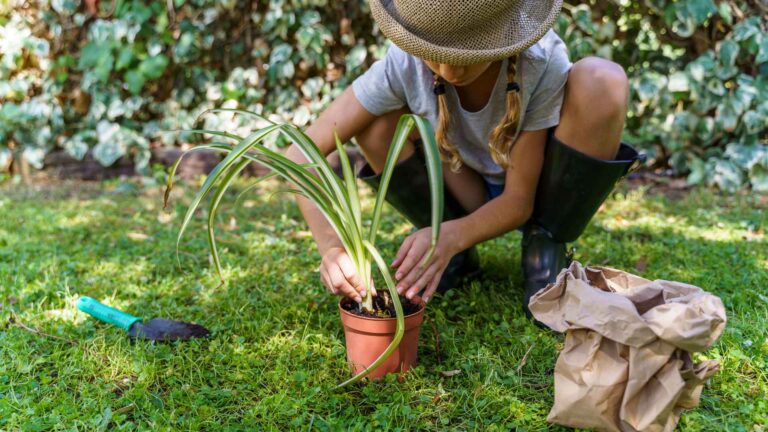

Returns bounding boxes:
[433,74,463,172]
[488,56,522,168]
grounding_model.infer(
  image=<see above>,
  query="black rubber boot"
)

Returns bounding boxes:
[522,130,642,317]
[357,144,481,295]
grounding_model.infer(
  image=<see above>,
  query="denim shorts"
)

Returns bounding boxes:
[484,180,505,201]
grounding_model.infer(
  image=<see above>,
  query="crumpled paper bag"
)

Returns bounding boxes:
[529,261,726,432]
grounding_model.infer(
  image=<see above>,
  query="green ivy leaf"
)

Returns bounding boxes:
[635,72,665,102]
[719,40,739,66]
[115,46,134,71]
[724,143,762,168]
[269,44,293,63]
[706,78,726,96]
[756,37,768,64]
[686,0,717,25]
[716,100,738,132]
[299,10,321,26]
[695,116,715,142]
[22,147,46,169]
[571,5,594,33]
[173,32,200,62]
[742,111,764,135]
[596,44,613,60]
[125,70,146,94]
[126,2,153,24]
[687,157,706,184]
[668,72,690,92]
[301,77,323,99]
[52,0,79,15]
[731,17,760,41]
[296,27,315,50]
[716,65,739,80]
[77,41,112,65]
[597,21,616,41]
[78,41,114,82]
[717,159,745,191]
[732,87,756,114]
[670,0,714,38]
[138,54,169,80]
[345,44,367,71]
[718,2,732,26]
[62,133,92,160]
[281,62,295,79]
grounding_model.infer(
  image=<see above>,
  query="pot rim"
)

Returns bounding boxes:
[338,298,425,321]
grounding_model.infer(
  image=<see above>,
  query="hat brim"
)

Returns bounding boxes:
[370,0,563,66]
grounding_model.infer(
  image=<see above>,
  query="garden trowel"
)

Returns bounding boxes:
[76,296,210,341]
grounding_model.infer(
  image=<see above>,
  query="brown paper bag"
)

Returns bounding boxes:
[529,262,726,432]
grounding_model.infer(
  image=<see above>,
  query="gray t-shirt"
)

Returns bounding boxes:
[352,29,572,185]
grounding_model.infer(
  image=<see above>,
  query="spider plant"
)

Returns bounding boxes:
[164,109,444,386]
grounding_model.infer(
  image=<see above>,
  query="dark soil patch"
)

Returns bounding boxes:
[341,292,423,318]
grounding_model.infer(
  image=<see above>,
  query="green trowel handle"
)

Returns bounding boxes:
[77,296,142,331]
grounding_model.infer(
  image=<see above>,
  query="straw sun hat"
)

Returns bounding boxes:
[369,0,563,66]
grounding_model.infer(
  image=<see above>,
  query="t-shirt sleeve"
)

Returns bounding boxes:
[521,38,572,131]
[351,45,408,116]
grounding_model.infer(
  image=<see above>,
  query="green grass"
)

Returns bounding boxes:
[1,179,766,430]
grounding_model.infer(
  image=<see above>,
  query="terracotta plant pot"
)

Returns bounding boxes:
[338,299,426,379]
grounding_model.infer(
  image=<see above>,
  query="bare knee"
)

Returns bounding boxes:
[356,109,405,147]
[556,57,627,160]
[354,107,418,173]
[567,57,628,122]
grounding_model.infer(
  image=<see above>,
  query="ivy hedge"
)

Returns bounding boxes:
[1,0,766,190]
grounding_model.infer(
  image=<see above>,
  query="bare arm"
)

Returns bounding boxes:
[447,128,547,250]
[284,86,378,302]
[285,86,376,254]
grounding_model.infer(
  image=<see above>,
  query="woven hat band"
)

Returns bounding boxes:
[370,0,563,65]
[395,0,516,35]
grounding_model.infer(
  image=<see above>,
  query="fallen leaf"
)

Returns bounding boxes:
[290,230,312,239]
[114,404,135,415]
[126,232,151,241]
[440,369,461,377]
[157,212,173,224]
[517,344,535,373]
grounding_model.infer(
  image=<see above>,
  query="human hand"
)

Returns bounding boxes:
[391,223,461,303]
[319,247,375,302]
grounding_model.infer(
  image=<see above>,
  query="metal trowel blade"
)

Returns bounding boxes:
[127,318,211,341]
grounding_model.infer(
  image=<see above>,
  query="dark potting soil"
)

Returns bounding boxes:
[341,292,423,318]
